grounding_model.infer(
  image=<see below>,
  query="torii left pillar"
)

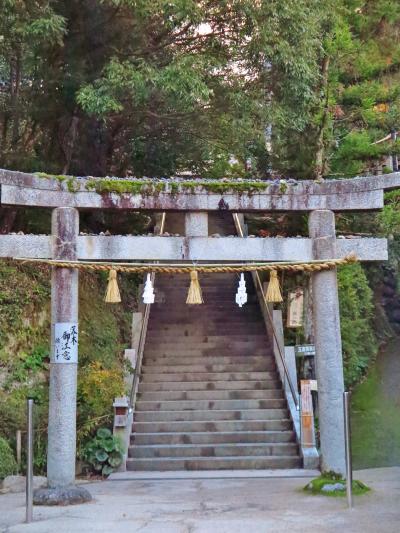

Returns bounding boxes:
[34,207,91,505]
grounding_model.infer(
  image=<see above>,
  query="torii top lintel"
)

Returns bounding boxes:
[1,168,400,212]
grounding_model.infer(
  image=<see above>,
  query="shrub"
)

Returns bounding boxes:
[338,263,378,388]
[0,437,17,479]
[82,428,124,477]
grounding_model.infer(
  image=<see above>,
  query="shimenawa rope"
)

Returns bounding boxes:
[11,254,357,304]
[13,254,357,274]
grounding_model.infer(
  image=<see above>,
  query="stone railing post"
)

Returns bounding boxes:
[309,209,346,476]
[34,207,91,505]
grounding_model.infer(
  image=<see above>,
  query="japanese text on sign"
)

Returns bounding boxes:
[295,344,316,357]
[53,323,78,363]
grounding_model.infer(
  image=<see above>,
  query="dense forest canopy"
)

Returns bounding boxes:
[1,0,399,178]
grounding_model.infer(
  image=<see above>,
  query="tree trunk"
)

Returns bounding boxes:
[60,112,80,175]
[315,55,330,180]
[11,49,22,145]
[0,208,18,234]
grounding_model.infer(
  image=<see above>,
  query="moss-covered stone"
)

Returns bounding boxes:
[36,172,286,196]
[85,178,273,196]
[304,475,370,496]
[35,172,71,184]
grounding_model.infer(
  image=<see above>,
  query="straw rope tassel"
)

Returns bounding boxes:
[186,271,204,304]
[265,270,283,303]
[104,269,121,303]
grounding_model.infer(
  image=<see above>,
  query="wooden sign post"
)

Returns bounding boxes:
[300,379,317,448]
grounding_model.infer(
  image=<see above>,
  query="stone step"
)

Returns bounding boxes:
[146,333,268,341]
[156,277,240,282]
[160,293,246,299]
[129,250,301,471]
[131,430,295,445]
[145,342,269,352]
[144,348,270,358]
[134,408,289,422]
[156,300,257,306]
[138,389,283,401]
[126,456,302,471]
[138,379,280,392]
[151,308,261,314]
[147,325,265,332]
[145,338,268,346]
[150,315,259,322]
[140,371,278,383]
[152,302,258,307]
[146,335,267,343]
[143,355,272,366]
[144,348,272,357]
[148,314,261,322]
[155,284,251,290]
[148,323,263,332]
[136,398,286,412]
[141,362,274,374]
[147,332,266,340]
[158,299,259,306]
[132,419,293,433]
[129,442,299,459]
[154,293,257,299]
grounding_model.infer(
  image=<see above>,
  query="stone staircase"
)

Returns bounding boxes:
[127,268,301,471]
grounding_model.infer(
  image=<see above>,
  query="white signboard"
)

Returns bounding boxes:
[295,344,316,357]
[53,323,78,363]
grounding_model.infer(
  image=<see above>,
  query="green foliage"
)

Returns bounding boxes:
[78,362,125,431]
[82,428,124,476]
[379,190,400,235]
[0,0,324,177]
[0,437,17,480]
[0,262,137,473]
[1,0,400,178]
[326,0,400,177]
[338,263,378,388]
[275,0,400,178]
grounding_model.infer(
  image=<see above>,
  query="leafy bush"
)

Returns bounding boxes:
[379,190,400,235]
[82,428,124,476]
[0,265,135,474]
[0,437,17,480]
[338,263,378,388]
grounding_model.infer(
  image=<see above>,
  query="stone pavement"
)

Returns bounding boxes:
[1,468,399,533]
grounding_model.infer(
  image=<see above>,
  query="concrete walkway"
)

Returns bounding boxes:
[1,468,399,533]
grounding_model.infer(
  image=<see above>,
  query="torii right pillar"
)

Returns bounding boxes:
[309,209,346,476]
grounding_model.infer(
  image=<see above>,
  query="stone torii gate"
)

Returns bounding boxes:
[0,168,396,503]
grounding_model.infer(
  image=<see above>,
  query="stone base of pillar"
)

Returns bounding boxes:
[33,485,92,506]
